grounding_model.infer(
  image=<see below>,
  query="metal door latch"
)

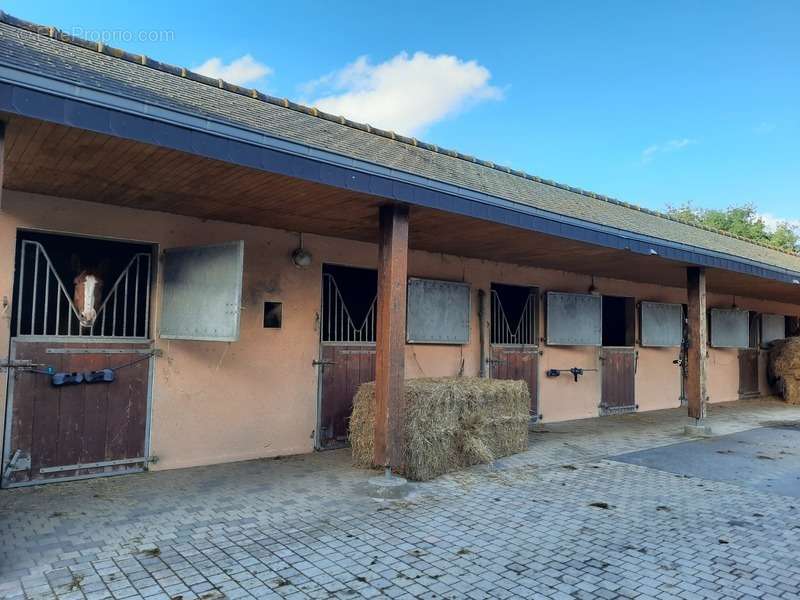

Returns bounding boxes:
[546,367,598,382]
[312,359,335,367]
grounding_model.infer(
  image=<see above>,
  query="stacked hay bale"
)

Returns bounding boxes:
[350,377,530,481]
[768,337,800,404]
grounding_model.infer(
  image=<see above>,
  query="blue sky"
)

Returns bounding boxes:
[5,1,799,225]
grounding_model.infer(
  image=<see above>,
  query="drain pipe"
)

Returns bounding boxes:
[478,289,486,378]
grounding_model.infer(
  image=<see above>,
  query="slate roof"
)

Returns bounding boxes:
[1,13,799,275]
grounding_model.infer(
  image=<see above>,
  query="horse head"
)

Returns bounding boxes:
[71,255,107,328]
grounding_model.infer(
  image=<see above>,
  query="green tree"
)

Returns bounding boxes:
[665,202,799,253]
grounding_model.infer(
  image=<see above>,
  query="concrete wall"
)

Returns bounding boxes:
[2,190,799,471]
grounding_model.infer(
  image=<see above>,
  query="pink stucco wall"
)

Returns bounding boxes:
[2,190,799,472]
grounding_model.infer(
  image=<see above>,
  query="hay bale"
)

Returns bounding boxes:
[768,337,800,404]
[349,377,530,481]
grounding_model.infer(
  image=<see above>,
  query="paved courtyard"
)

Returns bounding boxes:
[2,399,800,600]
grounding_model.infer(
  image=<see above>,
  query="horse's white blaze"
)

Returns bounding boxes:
[82,274,98,322]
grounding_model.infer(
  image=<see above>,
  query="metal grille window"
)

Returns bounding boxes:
[490,284,538,346]
[13,238,152,338]
[321,272,377,343]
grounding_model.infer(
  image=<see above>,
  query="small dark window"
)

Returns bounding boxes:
[602,296,635,347]
[749,312,760,349]
[263,302,282,328]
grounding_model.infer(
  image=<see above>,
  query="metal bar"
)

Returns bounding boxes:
[339,292,344,342]
[100,294,107,337]
[123,270,129,337]
[55,286,61,335]
[143,255,151,338]
[14,335,149,343]
[16,242,26,336]
[67,292,72,336]
[30,244,39,334]
[4,466,145,489]
[39,456,148,473]
[326,275,331,342]
[112,287,118,337]
[133,255,140,336]
[46,348,154,355]
[43,263,50,335]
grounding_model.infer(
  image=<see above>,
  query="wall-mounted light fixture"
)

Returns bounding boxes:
[291,232,313,269]
[588,276,597,294]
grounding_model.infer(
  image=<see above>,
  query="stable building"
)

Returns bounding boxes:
[1,13,799,487]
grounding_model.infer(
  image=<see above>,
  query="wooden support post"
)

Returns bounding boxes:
[373,204,409,471]
[686,267,708,421]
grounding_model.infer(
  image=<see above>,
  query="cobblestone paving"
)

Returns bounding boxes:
[2,399,800,599]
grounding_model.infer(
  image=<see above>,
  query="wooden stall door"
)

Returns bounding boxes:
[318,344,376,449]
[490,347,539,418]
[3,341,151,487]
[600,347,636,415]
[738,349,760,398]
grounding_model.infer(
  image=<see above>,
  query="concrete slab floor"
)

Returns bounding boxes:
[1,399,800,599]
[613,423,800,497]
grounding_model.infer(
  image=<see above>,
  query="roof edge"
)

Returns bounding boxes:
[1,10,798,259]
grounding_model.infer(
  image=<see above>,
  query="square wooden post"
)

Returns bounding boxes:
[373,204,409,471]
[686,267,708,421]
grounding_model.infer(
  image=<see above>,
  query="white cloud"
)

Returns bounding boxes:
[193,54,272,86]
[303,52,502,136]
[641,138,697,163]
[758,212,800,233]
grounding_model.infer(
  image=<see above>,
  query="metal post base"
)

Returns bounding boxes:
[684,419,713,437]
[365,467,410,500]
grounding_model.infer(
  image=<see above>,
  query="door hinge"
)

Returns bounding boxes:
[3,449,31,479]
[0,359,51,373]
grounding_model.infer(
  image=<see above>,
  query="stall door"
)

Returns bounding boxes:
[601,348,636,415]
[738,350,759,398]
[599,296,637,415]
[3,233,154,487]
[5,341,152,486]
[317,266,377,449]
[738,312,760,399]
[490,348,539,417]
[318,345,376,448]
[489,284,539,419]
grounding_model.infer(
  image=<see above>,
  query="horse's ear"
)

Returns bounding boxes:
[70,253,82,274]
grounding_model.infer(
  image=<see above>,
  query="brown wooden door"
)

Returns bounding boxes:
[738,349,760,398]
[3,341,152,487]
[600,347,636,415]
[490,347,539,419]
[318,344,376,449]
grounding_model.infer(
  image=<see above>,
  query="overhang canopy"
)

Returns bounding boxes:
[0,13,799,303]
